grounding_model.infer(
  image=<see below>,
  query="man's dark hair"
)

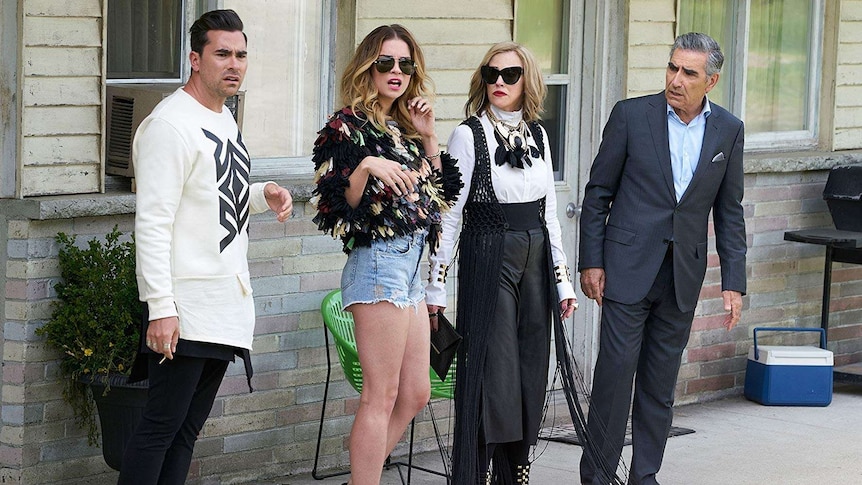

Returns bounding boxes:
[671,32,724,77]
[189,9,246,54]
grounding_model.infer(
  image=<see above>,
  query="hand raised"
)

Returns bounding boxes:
[407,96,436,138]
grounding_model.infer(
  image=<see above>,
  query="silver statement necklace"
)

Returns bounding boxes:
[486,109,534,169]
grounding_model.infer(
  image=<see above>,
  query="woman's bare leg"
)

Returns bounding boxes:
[346,301,430,485]
[383,301,431,452]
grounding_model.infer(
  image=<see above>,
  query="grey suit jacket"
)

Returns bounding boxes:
[578,92,746,313]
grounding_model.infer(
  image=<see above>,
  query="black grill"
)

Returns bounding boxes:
[107,96,135,170]
[823,164,862,232]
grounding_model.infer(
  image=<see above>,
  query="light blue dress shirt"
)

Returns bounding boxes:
[667,99,711,202]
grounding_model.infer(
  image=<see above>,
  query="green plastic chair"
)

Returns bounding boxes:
[312,289,453,484]
[320,289,364,393]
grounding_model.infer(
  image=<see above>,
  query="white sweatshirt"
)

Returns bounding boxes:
[426,106,576,307]
[134,88,271,350]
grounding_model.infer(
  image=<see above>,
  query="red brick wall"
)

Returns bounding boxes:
[677,170,862,404]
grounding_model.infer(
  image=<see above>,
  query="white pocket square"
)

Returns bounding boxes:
[711,152,725,163]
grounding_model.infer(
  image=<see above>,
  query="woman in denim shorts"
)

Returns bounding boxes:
[311,24,461,485]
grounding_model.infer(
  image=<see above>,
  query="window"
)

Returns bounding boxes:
[515,0,571,180]
[107,0,185,81]
[678,0,823,151]
[232,1,332,172]
[104,0,332,174]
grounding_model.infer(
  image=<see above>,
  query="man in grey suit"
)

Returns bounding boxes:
[578,33,746,485]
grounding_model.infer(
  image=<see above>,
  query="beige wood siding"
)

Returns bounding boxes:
[19,0,104,196]
[627,0,675,99]
[835,0,862,149]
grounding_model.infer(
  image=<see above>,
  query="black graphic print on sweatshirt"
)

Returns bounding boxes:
[203,128,251,252]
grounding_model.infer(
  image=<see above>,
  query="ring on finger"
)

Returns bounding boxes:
[400,164,409,171]
[162,343,170,350]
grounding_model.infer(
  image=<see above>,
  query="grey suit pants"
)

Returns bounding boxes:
[580,249,695,485]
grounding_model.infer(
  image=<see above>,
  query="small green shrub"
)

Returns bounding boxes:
[36,226,141,445]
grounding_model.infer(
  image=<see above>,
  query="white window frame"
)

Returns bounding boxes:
[106,0,199,84]
[250,1,334,179]
[0,0,18,197]
[514,0,581,182]
[105,0,331,178]
[544,74,575,181]
[677,0,825,152]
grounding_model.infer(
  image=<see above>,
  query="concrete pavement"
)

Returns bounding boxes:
[265,384,862,484]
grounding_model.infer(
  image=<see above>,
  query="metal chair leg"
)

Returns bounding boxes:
[386,403,451,483]
[428,403,452,483]
[407,418,414,484]
[312,324,350,480]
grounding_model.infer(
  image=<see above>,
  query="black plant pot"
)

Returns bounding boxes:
[87,374,149,471]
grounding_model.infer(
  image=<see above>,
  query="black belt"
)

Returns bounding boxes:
[500,200,543,231]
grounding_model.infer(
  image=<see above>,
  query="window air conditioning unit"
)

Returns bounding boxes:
[105,84,245,177]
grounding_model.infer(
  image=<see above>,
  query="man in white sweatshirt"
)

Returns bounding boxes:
[117,10,292,485]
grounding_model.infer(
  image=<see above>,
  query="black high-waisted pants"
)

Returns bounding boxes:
[481,227,551,455]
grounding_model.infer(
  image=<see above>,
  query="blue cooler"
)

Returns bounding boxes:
[744,327,833,406]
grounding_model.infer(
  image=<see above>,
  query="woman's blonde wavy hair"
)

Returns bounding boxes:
[341,24,433,139]
[465,42,546,121]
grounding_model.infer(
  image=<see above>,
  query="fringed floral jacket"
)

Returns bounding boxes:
[312,107,462,254]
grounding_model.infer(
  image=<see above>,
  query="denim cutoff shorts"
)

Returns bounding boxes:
[341,231,426,310]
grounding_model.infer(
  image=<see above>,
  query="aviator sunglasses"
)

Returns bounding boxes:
[481,65,524,85]
[373,55,417,75]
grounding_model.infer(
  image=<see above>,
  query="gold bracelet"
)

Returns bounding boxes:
[424,151,441,162]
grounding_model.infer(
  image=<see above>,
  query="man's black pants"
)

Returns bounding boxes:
[117,354,229,485]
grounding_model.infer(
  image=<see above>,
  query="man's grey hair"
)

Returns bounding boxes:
[670,32,724,77]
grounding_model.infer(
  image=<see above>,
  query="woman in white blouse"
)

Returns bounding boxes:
[426,42,577,485]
